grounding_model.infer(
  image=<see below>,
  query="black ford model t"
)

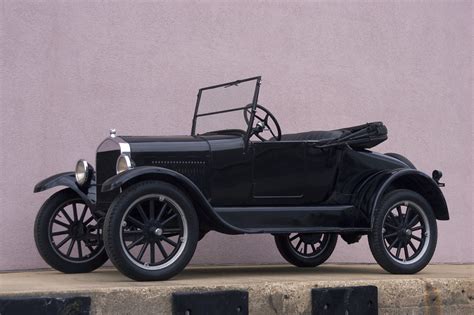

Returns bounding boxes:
[34,76,449,281]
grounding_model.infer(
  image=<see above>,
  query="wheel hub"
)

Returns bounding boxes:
[144,225,161,240]
[300,233,322,244]
[71,222,86,239]
[394,224,413,244]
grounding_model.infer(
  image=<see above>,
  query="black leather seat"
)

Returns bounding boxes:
[279,130,345,141]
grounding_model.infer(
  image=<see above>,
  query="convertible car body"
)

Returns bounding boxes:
[34,76,448,280]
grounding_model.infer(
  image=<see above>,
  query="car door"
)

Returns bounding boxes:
[251,141,306,204]
[206,135,253,206]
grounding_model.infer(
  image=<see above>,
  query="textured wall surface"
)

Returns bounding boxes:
[0,1,472,270]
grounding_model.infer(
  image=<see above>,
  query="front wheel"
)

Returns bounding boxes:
[34,189,108,273]
[368,189,437,274]
[274,233,337,267]
[103,181,199,281]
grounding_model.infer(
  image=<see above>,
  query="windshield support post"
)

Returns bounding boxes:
[191,90,202,136]
[244,77,261,152]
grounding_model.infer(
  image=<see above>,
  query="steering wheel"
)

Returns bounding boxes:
[244,104,282,141]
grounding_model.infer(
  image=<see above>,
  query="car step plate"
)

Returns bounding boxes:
[312,286,378,315]
[0,296,91,315]
[172,290,248,315]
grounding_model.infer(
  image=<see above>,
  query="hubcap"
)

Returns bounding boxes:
[71,222,86,239]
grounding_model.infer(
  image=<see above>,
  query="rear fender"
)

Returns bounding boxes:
[101,166,245,234]
[367,169,449,227]
[34,172,96,209]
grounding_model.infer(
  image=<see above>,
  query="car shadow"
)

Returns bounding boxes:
[179,264,386,277]
[94,264,388,283]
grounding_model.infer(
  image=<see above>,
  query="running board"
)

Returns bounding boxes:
[214,205,370,234]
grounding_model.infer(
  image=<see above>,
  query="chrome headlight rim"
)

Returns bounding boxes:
[116,154,133,174]
[75,159,91,186]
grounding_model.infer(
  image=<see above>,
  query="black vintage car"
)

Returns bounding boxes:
[34,76,449,281]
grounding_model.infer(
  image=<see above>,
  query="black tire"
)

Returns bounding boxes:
[368,189,437,274]
[385,153,416,169]
[274,233,337,267]
[103,181,199,281]
[34,189,108,273]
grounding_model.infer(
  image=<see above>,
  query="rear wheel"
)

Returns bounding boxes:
[368,189,437,274]
[274,233,337,267]
[103,181,199,281]
[34,189,108,273]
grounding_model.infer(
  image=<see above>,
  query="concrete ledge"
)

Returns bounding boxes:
[1,264,472,314]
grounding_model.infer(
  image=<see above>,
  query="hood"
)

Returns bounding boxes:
[122,135,203,143]
[120,135,209,153]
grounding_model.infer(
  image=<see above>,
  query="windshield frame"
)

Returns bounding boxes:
[191,76,261,141]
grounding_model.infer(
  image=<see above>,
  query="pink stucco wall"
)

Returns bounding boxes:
[0,1,472,271]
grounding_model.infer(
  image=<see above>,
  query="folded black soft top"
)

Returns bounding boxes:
[279,122,388,149]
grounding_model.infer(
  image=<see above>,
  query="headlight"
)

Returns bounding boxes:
[75,159,91,185]
[116,154,133,174]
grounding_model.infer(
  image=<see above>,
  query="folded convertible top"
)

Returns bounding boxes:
[326,121,388,149]
[275,122,387,149]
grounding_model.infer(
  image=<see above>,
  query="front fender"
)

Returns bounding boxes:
[34,172,95,209]
[102,166,245,234]
[370,169,449,226]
